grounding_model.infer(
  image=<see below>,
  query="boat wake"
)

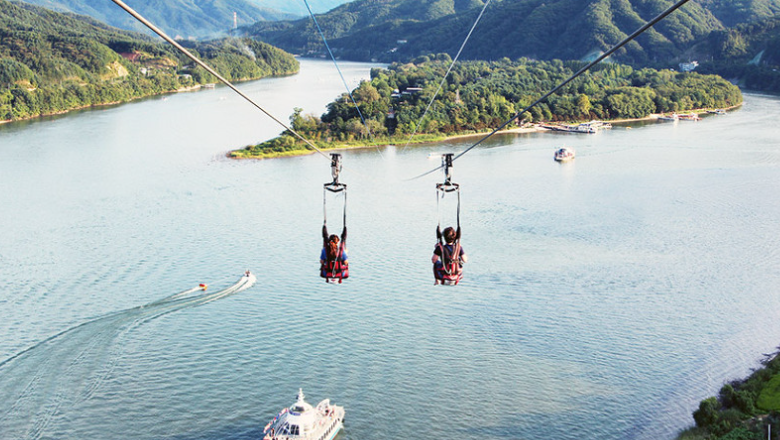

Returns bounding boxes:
[0,272,256,440]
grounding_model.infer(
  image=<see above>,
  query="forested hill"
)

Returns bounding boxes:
[695,0,780,27]
[243,0,780,66]
[695,14,780,90]
[242,0,486,57]
[0,0,299,121]
[13,0,299,39]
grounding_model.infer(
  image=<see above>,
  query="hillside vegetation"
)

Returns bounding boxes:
[244,0,779,64]
[0,0,298,122]
[695,14,780,91]
[243,0,486,58]
[695,0,780,27]
[231,56,741,158]
[244,0,780,91]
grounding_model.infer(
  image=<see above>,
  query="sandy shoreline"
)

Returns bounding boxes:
[229,103,744,159]
[391,103,744,144]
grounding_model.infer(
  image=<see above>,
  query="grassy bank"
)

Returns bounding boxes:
[227,131,482,159]
[677,349,780,440]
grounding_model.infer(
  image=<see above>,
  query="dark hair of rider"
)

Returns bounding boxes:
[327,235,340,259]
[443,227,456,243]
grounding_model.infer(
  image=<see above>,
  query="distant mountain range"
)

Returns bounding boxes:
[11,0,301,39]
[255,0,355,16]
[243,0,780,69]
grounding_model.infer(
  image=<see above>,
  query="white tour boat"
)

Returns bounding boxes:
[554,146,575,162]
[262,389,345,440]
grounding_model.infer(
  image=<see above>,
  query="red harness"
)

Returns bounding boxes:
[434,241,463,284]
[321,243,349,283]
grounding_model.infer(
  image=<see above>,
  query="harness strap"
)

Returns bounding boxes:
[436,242,462,275]
[322,240,348,282]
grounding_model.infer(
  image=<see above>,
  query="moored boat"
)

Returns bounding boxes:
[578,120,612,132]
[658,113,679,121]
[554,146,575,162]
[678,112,700,121]
[262,389,345,440]
[575,123,596,133]
[541,120,610,133]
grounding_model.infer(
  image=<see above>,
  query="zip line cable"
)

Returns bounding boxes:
[408,0,694,180]
[302,0,385,159]
[400,0,492,152]
[108,0,331,160]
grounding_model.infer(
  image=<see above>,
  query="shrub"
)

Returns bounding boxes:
[694,397,720,428]
[719,427,761,440]
[757,374,780,411]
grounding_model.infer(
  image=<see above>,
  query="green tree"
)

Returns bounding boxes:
[693,397,720,429]
[576,94,591,117]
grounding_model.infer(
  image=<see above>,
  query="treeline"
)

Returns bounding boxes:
[233,56,741,158]
[678,351,780,440]
[0,0,298,122]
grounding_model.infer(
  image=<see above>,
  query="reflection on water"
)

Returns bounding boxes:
[1,61,780,440]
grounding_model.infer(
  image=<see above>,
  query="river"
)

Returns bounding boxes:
[1,58,779,440]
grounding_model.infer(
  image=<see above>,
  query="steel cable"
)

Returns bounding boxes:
[400,0,492,152]
[109,0,331,160]
[302,0,385,159]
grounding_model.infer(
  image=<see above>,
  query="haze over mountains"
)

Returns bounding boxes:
[11,0,352,39]
[258,0,359,16]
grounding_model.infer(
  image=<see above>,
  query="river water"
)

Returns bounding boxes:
[1,58,779,440]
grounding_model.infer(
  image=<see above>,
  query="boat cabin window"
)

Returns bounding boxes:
[290,424,300,435]
[292,405,306,413]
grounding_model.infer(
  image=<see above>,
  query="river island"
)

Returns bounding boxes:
[228,56,743,159]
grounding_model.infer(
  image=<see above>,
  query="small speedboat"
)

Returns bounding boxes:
[262,389,345,440]
[554,147,575,162]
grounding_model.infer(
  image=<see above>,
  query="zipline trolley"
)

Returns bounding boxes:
[321,154,349,283]
[434,153,464,285]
